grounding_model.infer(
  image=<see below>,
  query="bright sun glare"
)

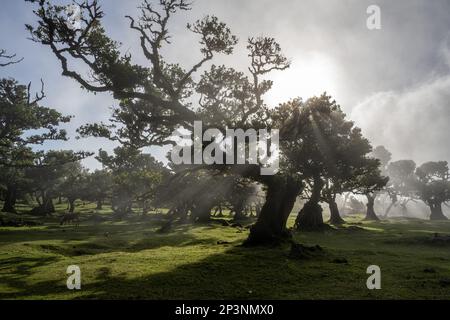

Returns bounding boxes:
[266,53,339,106]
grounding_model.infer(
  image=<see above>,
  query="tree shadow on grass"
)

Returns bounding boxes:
[1,244,311,300]
[0,228,228,299]
[0,256,59,276]
[1,224,412,300]
[0,221,381,299]
[0,221,155,244]
[0,239,441,299]
[1,221,238,256]
[0,255,61,299]
[0,217,242,246]
[43,232,226,257]
[4,219,450,299]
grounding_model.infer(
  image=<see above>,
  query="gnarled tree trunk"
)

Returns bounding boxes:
[42,194,55,214]
[191,198,215,223]
[295,175,325,231]
[365,194,379,220]
[341,192,350,216]
[112,192,133,218]
[329,199,345,225]
[2,184,17,213]
[399,199,411,217]
[232,200,245,221]
[429,201,447,220]
[30,193,55,216]
[68,198,76,213]
[245,177,302,246]
[96,200,103,210]
[384,193,398,218]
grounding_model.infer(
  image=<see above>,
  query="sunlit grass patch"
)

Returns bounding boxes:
[2,210,450,299]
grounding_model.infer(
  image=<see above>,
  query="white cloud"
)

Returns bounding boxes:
[351,74,450,164]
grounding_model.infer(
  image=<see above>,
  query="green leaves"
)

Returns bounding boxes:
[272,94,388,196]
[95,146,168,212]
[188,15,238,56]
[247,37,290,75]
[415,161,450,206]
[0,78,73,162]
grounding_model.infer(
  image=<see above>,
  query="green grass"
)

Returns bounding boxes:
[1,204,450,299]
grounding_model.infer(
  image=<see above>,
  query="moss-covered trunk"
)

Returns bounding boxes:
[191,198,215,223]
[245,177,301,246]
[295,175,325,231]
[365,194,379,220]
[329,199,345,225]
[429,201,447,220]
[68,198,76,213]
[2,184,17,213]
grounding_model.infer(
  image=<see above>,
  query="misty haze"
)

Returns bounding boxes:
[1,0,450,305]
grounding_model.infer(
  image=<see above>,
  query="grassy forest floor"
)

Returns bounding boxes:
[1,202,450,299]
